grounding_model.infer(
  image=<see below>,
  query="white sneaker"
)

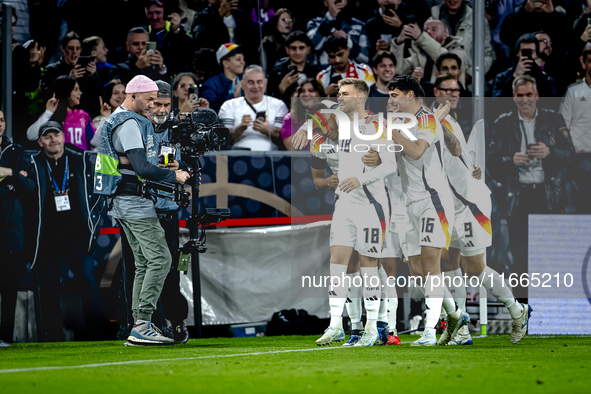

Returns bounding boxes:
[440,309,470,346]
[315,326,345,346]
[411,328,437,346]
[353,330,379,347]
[511,303,532,344]
[0,340,10,347]
[127,321,174,346]
[448,325,473,345]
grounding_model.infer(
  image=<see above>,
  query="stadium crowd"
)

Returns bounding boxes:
[0,0,590,345]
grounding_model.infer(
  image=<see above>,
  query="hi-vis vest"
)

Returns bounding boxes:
[94,109,154,196]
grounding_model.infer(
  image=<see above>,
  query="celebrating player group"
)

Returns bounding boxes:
[292,75,532,347]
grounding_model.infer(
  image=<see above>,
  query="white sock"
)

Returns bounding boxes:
[135,319,149,326]
[442,285,459,316]
[478,266,523,319]
[345,271,363,331]
[360,266,380,332]
[444,269,466,312]
[423,273,445,329]
[387,283,398,333]
[329,263,349,328]
[377,266,389,322]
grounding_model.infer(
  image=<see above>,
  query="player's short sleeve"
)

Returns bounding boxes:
[218,101,235,128]
[112,120,144,153]
[415,114,437,145]
[272,101,289,130]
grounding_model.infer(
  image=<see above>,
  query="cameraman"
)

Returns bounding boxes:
[120,80,190,344]
[493,33,557,98]
[94,75,190,346]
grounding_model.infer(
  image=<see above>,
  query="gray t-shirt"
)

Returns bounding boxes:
[109,107,157,220]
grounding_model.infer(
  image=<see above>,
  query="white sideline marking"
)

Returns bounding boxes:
[0,346,348,374]
[0,335,495,374]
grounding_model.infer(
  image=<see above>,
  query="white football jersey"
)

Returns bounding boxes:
[395,108,452,205]
[310,131,339,174]
[335,118,396,206]
[441,115,491,209]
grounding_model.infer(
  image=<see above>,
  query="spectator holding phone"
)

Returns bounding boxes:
[219,65,289,150]
[40,32,104,117]
[366,0,431,61]
[173,72,210,114]
[307,0,370,67]
[110,27,168,84]
[268,31,319,107]
[487,75,573,282]
[316,36,374,97]
[27,76,110,151]
[145,0,193,75]
[493,33,557,98]
[390,18,468,87]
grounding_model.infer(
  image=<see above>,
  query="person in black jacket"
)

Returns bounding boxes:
[40,32,103,118]
[191,0,258,65]
[268,31,319,107]
[487,75,574,291]
[0,110,31,345]
[21,121,105,342]
[144,0,193,75]
[110,27,169,85]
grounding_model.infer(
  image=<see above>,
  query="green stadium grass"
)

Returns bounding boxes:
[0,335,590,393]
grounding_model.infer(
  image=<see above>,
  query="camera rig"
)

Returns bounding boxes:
[144,84,231,337]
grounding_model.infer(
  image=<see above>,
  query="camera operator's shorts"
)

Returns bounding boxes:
[449,196,492,257]
[405,194,455,257]
[330,200,387,258]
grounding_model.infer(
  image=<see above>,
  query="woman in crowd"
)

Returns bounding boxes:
[92,79,125,129]
[89,79,126,149]
[281,78,325,150]
[26,76,109,151]
[173,72,210,114]
[263,8,294,71]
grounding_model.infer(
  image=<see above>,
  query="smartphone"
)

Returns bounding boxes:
[188,86,199,103]
[146,41,157,53]
[385,4,397,15]
[587,17,591,27]
[255,111,266,121]
[404,14,416,25]
[521,48,533,59]
[330,74,342,85]
[77,56,95,68]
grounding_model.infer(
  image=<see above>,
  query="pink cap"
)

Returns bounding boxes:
[125,75,158,93]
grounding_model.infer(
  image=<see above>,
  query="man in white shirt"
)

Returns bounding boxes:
[560,48,591,212]
[218,65,289,151]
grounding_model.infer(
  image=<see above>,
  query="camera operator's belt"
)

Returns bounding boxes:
[116,174,142,197]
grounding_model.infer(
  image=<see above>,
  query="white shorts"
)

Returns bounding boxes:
[330,199,387,258]
[405,194,455,257]
[449,195,492,257]
[382,197,405,259]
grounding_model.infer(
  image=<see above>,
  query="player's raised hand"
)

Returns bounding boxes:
[362,149,382,167]
[339,177,361,193]
[292,127,310,150]
[326,173,339,188]
[434,101,451,122]
[472,165,482,180]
